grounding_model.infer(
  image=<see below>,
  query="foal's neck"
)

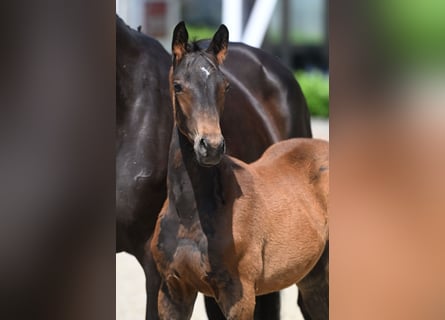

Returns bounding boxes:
[168,128,224,225]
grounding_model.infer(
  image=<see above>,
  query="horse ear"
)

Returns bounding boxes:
[172,21,189,65]
[207,24,229,64]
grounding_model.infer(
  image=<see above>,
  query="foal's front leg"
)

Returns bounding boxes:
[218,279,256,320]
[158,280,197,320]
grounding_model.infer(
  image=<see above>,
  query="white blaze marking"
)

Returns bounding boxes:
[200,67,210,78]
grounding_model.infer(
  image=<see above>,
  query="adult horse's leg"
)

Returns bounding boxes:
[136,238,161,320]
[205,292,280,320]
[297,242,329,320]
[204,297,226,320]
[253,292,280,319]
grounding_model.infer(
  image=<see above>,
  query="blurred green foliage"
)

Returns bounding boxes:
[186,25,215,41]
[295,71,329,118]
[371,0,445,70]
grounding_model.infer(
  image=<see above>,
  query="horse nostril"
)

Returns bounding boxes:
[198,137,224,156]
[199,138,207,148]
[220,139,225,152]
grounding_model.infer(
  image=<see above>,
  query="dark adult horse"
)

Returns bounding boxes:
[116,16,314,319]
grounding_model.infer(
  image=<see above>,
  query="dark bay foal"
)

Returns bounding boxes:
[151,22,329,319]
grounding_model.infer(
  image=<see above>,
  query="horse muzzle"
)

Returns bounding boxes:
[194,135,225,166]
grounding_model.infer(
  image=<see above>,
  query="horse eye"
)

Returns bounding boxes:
[173,83,183,93]
[225,83,231,92]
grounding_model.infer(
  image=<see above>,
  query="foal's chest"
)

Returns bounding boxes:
[156,211,218,295]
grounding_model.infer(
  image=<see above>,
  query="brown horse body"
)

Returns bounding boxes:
[152,133,328,319]
[151,23,329,319]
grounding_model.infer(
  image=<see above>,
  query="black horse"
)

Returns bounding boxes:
[116,15,313,319]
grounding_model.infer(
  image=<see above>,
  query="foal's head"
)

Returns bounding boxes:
[170,22,229,167]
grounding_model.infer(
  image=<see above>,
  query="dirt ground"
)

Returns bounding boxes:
[116,118,329,319]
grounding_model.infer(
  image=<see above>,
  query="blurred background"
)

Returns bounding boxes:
[4,0,445,319]
[116,0,329,118]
